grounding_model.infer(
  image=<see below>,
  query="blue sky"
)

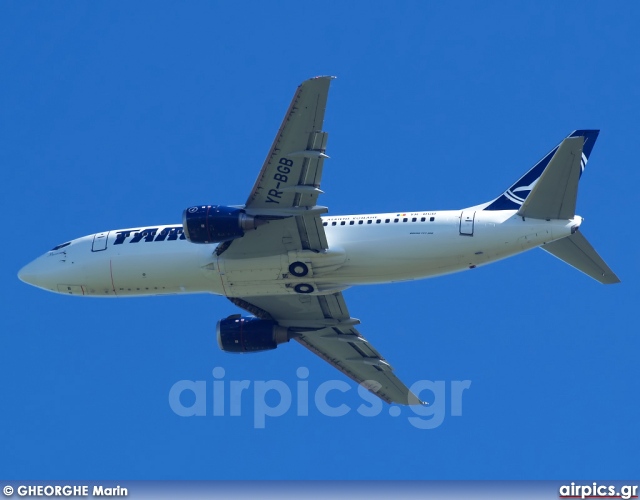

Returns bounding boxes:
[1,1,638,480]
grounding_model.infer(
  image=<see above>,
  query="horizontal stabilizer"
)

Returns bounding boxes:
[542,231,620,284]
[517,136,584,220]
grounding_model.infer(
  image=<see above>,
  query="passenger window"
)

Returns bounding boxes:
[358,220,363,225]
[412,217,417,222]
[323,222,327,226]
[350,221,355,225]
[340,221,345,225]
[385,219,390,223]
[420,217,425,222]
[376,219,381,224]
[394,219,399,223]
[367,220,372,224]
[430,217,435,222]
[403,218,408,222]
[332,222,337,226]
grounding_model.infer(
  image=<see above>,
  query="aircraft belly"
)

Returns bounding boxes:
[107,246,222,297]
[217,249,348,298]
[330,233,467,283]
[321,215,573,285]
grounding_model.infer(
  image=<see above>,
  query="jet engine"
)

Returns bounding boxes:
[216,316,291,353]
[182,205,263,244]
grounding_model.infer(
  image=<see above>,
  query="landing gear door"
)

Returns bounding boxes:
[92,231,109,252]
[460,210,475,236]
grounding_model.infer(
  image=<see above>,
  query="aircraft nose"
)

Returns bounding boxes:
[18,261,39,286]
[17,255,70,292]
[18,259,48,287]
[18,238,95,294]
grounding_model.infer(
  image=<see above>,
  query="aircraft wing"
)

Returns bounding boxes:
[230,293,423,405]
[224,77,333,258]
[222,78,421,404]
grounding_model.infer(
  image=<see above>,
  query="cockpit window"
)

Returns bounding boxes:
[51,242,71,250]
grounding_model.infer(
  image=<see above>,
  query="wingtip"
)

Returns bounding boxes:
[299,76,337,89]
[604,274,621,284]
[405,393,427,406]
[305,75,337,83]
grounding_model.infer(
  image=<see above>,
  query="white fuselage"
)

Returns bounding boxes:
[19,208,580,298]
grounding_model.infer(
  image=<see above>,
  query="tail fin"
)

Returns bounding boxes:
[516,135,583,220]
[542,230,620,284]
[483,130,599,212]
[481,130,619,283]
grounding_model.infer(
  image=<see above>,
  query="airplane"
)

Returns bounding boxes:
[18,76,619,406]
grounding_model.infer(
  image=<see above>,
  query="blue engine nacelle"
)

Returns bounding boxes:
[182,205,263,244]
[216,316,291,353]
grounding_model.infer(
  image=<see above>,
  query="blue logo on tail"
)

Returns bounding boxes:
[484,130,599,211]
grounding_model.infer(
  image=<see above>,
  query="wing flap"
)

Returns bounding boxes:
[222,218,301,258]
[296,213,329,252]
